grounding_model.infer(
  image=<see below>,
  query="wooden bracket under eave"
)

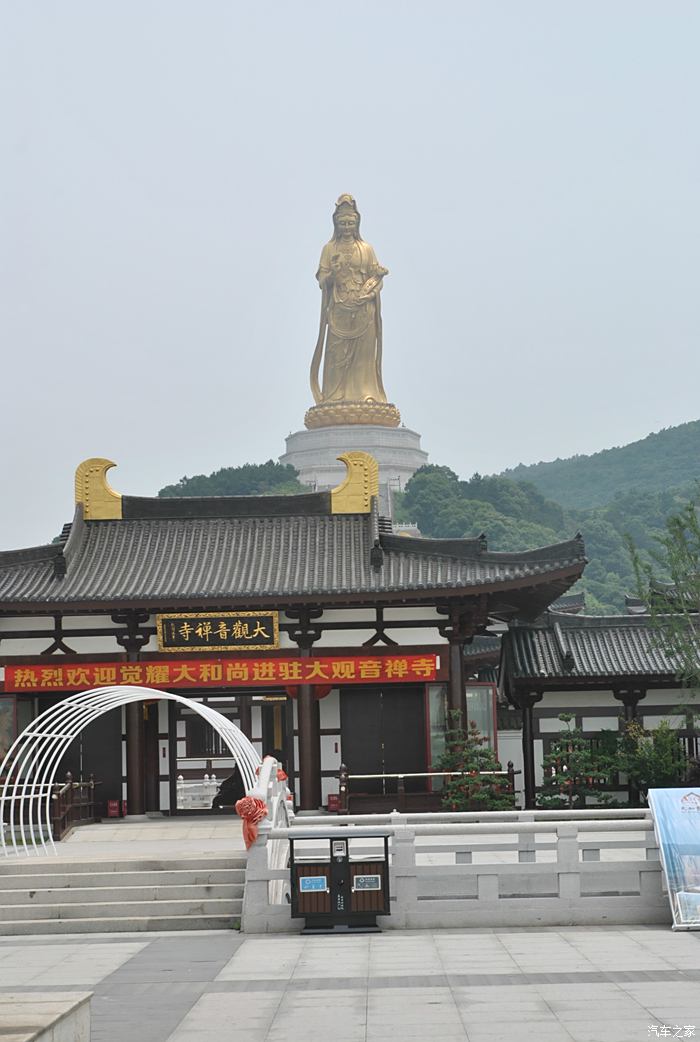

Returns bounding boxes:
[331,452,379,514]
[74,458,123,520]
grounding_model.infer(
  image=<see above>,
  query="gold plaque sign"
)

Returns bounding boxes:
[156,611,279,653]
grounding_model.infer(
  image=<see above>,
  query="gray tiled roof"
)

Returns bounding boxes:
[505,612,689,682]
[549,591,586,614]
[463,635,502,658]
[0,504,586,610]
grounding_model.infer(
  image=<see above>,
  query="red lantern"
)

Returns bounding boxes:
[285,685,333,700]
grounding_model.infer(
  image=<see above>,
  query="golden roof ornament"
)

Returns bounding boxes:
[330,452,380,514]
[74,458,123,520]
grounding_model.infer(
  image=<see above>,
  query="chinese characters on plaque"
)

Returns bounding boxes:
[156,612,279,652]
[4,654,438,692]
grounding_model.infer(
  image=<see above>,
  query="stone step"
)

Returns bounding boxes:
[0,882,244,905]
[0,856,246,875]
[0,913,240,935]
[0,867,245,889]
[0,853,249,934]
[0,897,242,922]
[1,991,91,1041]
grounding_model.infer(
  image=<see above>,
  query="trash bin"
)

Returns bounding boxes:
[288,828,391,933]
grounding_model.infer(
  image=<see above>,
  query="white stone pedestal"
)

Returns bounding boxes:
[280,423,428,514]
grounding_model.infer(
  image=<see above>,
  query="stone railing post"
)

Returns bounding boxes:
[389,825,417,929]
[556,822,581,900]
[240,831,271,934]
[517,825,536,864]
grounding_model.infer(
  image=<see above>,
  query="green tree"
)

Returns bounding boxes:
[395,465,463,535]
[461,473,565,531]
[538,714,616,809]
[618,720,686,801]
[158,460,305,498]
[433,713,514,811]
[630,500,700,690]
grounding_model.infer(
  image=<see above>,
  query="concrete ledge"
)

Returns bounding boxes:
[0,991,90,1042]
[381,893,671,930]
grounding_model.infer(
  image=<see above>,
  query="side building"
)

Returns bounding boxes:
[500,609,700,807]
[0,453,585,814]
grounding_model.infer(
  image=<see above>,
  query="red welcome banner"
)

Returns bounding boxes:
[3,654,438,693]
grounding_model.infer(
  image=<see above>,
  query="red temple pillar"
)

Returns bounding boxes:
[289,610,323,811]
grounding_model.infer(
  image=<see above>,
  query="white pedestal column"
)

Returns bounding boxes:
[280,423,429,514]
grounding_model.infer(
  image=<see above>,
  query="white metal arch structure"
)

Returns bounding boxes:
[0,686,262,858]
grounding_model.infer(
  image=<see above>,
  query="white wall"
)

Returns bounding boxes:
[497,730,524,804]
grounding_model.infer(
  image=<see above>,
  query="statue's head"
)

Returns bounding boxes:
[332,194,361,240]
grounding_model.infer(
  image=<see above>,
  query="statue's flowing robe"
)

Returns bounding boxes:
[310,238,387,404]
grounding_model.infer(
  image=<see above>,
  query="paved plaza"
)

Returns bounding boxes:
[1,925,699,1041]
[1,816,249,863]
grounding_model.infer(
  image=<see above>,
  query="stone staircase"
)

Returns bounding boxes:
[0,855,246,935]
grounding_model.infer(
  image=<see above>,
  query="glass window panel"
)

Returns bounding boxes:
[465,685,495,748]
[428,684,447,789]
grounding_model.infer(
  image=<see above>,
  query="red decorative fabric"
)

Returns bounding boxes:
[235,796,268,849]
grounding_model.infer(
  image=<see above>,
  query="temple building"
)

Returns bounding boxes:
[0,454,586,814]
[3,194,692,817]
[499,607,700,807]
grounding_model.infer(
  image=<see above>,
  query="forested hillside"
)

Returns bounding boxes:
[502,419,700,509]
[156,419,700,615]
[394,466,697,614]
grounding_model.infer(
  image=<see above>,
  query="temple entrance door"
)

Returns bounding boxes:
[340,685,426,795]
[173,694,246,814]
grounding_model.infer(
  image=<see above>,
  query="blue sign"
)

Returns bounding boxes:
[299,875,327,893]
[352,874,381,892]
[648,788,700,930]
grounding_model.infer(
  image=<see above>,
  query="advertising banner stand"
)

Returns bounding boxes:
[648,788,700,930]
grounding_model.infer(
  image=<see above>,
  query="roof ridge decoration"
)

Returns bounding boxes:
[553,620,576,673]
[75,458,123,520]
[380,533,488,560]
[331,451,379,514]
[521,610,680,630]
[369,497,384,571]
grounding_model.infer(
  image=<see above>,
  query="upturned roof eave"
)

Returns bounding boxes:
[507,671,682,691]
[0,561,585,616]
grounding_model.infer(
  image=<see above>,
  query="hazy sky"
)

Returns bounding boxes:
[2,2,699,550]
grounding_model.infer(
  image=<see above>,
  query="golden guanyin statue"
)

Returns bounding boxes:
[305,195,400,429]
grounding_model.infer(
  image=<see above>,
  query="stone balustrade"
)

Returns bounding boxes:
[241,808,670,932]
